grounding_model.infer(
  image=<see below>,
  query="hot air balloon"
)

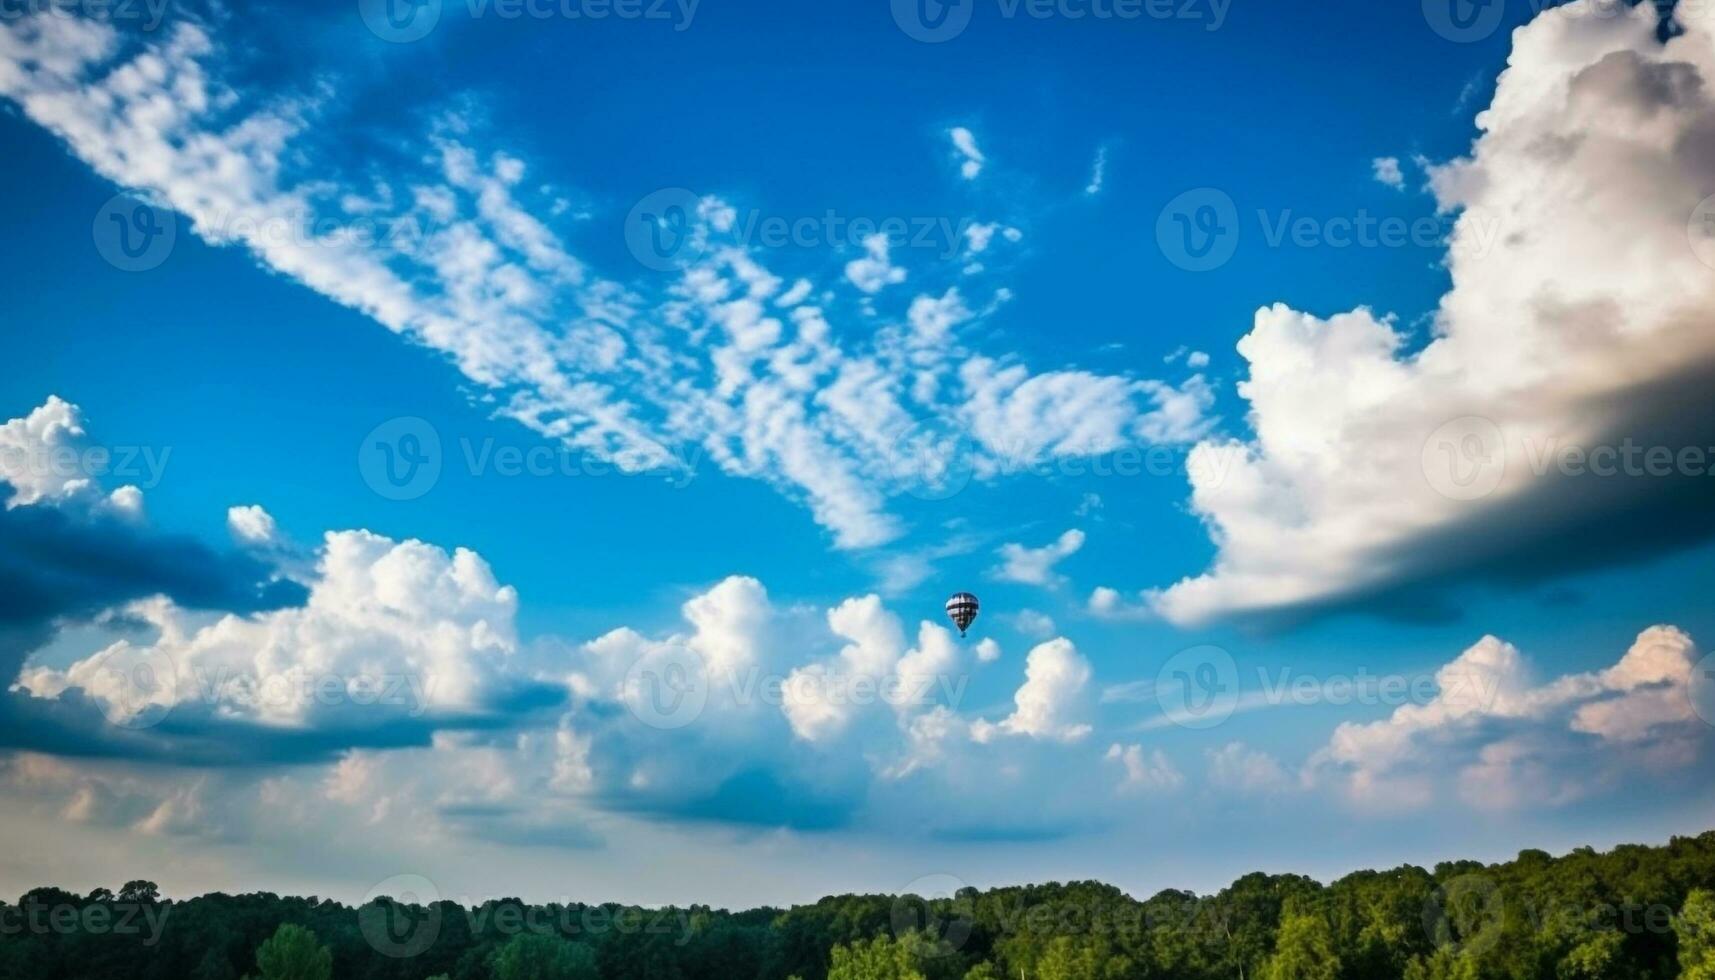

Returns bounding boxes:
[945,592,980,637]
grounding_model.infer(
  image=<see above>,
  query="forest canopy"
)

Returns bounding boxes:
[6,830,1715,979]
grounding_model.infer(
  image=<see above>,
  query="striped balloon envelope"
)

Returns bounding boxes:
[944,592,980,637]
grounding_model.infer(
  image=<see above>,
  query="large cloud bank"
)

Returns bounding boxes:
[1136,2,1715,624]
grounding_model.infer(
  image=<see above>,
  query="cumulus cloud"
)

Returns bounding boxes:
[0,395,96,507]
[1371,155,1405,189]
[780,595,960,743]
[993,529,1086,586]
[843,233,908,294]
[17,530,529,731]
[1144,3,1715,624]
[1311,626,1707,810]
[1011,609,1058,638]
[1207,742,1293,794]
[1105,743,1182,793]
[557,580,1120,831]
[972,638,1093,743]
[0,400,302,699]
[227,505,279,546]
[963,222,1022,255]
[0,398,1118,838]
[0,396,147,515]
[949,126,985,180]
[0,14,1210,554]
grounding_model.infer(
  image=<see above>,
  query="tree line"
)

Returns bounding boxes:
[7,830,1715,978]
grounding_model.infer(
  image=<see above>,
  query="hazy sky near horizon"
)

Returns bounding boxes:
[3,0,1715,909]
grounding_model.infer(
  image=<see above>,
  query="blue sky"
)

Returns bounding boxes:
[3,0,1715,909]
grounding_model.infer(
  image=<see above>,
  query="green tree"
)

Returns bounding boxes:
[491,933,598,980]
[1679,889,1715,980]
[246,924,331,980]
[118,880,161,904]
[1262,913,1340,980]
[1556,930,1624,980]
[192,946,238,980]
[827,933,928,980]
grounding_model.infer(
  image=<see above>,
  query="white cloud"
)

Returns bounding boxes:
[993,529,1086,586]
[0,15,1210,555]
[1105,743,1182,793]
[963,222,1022,256]
[971,638,1092,743]
[1311,626,1705,810]
[777,278,813,307]
[0,395,95,507]
[1086,586,1155,622]
[17,530,521,728]
[1371,155,1405,189]
[1148,4,1715,624]
[960,361,1214,465]
[1207,742,1292,794]
[105,485,144,519]
[949,126,985,180]
[844,233,908,294]
[227,505,279,546]
[0,396,148,521]
[1011,609,1057,638]
[974,638,1001,663]
[1085,146,1109,196]
[907,287,973,346]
